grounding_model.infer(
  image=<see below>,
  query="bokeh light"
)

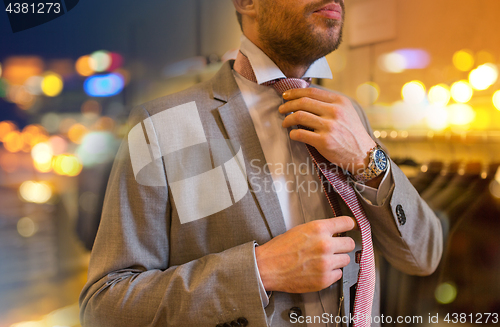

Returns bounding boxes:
[356,82,380,106]
[81,99,102,115]
[453,49,475,72]
[0,78,8,97]
[76,132,117,167]
[108,52,124,71]
[75,55,95,76]
[435,282,458,304]
[450,80,473,103]
[428,84,451,107]
[33,159,52,173]
[90,50,112,72]
[468,63,498,90]
[24,75,43,95]
[41,72,63,97]
[378,52,406,73]
[401,80,426,104]
[472,107,491,130]
[17,217,37,238]
[22,124,49,148]
[0,121,18,141]
[49,59,74,78]
[448,103,476,126]
[48,135,68,155]
[84,73,125,97]
[2,56,44,85]
[31,142,53,173]
[58,118,77,134]
[53,154,83,176]
[476,50,495,65]
[67,123,88,144]
[19,181,52,204]
[3,131,24,153]
[60,155,83,176]
[493,90,500,111]
[426,105,449,131]
[92,116,116,131]
[394,49,431,69]
[391,101,427,129]
[6,85,36,109]
[113,68,131,86]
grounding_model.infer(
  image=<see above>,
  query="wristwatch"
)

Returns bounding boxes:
[352,145,389,183]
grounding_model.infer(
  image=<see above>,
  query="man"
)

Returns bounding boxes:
[79,0,443,326]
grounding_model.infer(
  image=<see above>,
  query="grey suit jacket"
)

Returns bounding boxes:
[79,61,443,327]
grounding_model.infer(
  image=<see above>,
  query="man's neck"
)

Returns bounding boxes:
[245,33,310,79]
[266,49,310,78]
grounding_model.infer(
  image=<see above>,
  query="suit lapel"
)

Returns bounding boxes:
[211,61,287,238]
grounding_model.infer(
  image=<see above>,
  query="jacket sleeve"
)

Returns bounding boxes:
[79,105,271,327]
[349,98,443,276]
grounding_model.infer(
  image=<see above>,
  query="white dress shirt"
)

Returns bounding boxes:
[234,35,392,326]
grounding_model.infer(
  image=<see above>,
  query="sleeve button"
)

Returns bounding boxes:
[289,306,303,319]
[237,317,249,326]
[396,204,406,225]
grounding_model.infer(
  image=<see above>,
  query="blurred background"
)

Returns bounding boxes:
[0,0,499,326]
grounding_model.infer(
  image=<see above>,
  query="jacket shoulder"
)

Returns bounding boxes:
[135,80,221,118]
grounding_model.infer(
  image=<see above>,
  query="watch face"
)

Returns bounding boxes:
[374,149,388,171]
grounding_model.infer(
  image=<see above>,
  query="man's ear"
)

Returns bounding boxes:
[232,0,257,18]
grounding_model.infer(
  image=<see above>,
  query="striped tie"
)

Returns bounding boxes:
[234,51,376,327]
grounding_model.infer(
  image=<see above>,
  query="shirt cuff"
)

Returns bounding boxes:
[354,162,394,206]
[253,242,271,308]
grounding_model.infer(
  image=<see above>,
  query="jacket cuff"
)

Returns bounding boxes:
[253,242,272,307]
[354,162,394,206]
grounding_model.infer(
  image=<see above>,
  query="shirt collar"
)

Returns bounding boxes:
[238,34,333,84]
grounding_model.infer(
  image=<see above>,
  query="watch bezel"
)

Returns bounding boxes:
[373,148,388,171]
[352,145,388,183]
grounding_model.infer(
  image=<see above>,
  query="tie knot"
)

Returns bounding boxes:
[263,78,311,95]
[234,51,312,96]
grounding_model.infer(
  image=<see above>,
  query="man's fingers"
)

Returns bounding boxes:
[330,254,351,270]
[282,87,345,104]
[327,268,343,285]
[282,110,324,130]
[288,128,322,147]
[330,237,356,254]
[279,97,329,116]
[323,216,356,235]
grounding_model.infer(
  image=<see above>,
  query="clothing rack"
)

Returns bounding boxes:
[375,130,500,167]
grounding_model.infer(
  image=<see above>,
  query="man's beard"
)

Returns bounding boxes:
[257,0,344,68]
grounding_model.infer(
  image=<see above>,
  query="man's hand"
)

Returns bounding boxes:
[255,216,356,293]
[279,88,377,175]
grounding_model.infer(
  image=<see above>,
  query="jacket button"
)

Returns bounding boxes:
[396,204,406,225]
[289,306,303,319]
[230,321,241,327]
[222,323,231,327]
[237,317,249,326]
